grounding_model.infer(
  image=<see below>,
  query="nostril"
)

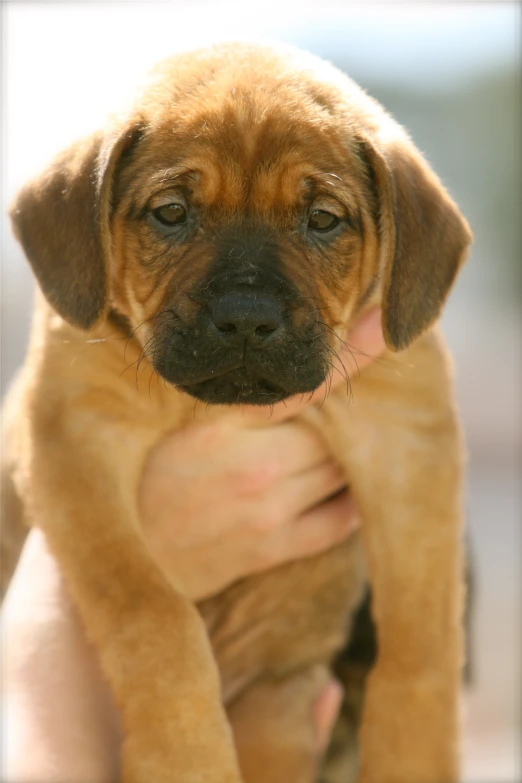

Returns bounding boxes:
[255,323,278,337]
[209,293,283,340]
[216,322,237,334]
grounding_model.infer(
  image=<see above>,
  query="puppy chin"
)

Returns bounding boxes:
[151,333,328,406]
[179,372,290,406]
[156,364,325,406]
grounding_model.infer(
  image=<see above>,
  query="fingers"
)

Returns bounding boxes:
[255,490,360,569]
[140,417,340,554]
[303,306,386,403]
[232,424,334,493]
[280,462,347,520]
[162,484,360,601]
[335,305,386,378]
[247,461,347,532]
[294,306,386,403]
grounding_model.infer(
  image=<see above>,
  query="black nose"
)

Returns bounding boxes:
[209,293,284,342]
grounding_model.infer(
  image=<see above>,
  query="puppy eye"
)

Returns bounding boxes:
[151,203,187,226]
[308,210,339,232]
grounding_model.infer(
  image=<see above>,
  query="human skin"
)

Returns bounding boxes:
[1,308,384,783]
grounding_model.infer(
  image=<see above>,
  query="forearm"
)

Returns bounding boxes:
[1,530,120,783]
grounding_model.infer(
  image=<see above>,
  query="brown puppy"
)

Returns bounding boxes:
[3,43,471,783]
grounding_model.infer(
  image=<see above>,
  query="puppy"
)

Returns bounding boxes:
[2,43,471,783]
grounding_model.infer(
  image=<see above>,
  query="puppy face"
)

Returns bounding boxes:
[10,44,472,406]
[109,73,377,404]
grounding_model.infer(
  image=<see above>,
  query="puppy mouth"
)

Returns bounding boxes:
[152,327,328,405]
[154,338,328,405]
[151,284,329,405]
[179,366,290,405]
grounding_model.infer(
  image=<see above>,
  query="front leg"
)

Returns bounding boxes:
[22,413,242,783]
[308,332,465,783]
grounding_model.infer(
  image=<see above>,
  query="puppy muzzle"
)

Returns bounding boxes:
[152,289,328,406]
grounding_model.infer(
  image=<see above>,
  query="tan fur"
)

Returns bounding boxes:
[2,43,471,782]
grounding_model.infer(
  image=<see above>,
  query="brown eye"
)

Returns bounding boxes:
[152,203,187,226]
[308,210,339,232]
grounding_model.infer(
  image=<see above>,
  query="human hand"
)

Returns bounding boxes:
[139,307,385,600]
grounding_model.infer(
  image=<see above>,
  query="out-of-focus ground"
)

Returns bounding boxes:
[2,3,520,781]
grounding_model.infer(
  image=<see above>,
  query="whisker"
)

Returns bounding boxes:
[81,335,125,345]
[148,367,157,399]
[321,341,354,403]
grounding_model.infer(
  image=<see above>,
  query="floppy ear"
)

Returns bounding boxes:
[10,126,140,330]
[360,131,472,351]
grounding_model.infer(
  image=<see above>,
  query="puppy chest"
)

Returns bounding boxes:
[197,536,367,704]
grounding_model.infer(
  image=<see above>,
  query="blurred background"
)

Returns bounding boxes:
[1,2,520,780]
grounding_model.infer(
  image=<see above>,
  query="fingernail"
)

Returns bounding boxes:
[313,679,343,753]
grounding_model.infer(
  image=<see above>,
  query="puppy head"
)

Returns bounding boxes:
[10,43,472,405]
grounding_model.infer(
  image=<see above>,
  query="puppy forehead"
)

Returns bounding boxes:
[119,80,365,214]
